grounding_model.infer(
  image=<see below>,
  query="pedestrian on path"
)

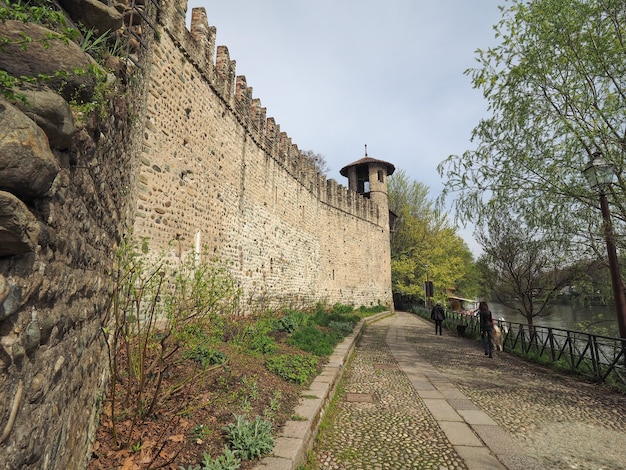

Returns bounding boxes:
[478,301,494,358]
[431,302,445,335]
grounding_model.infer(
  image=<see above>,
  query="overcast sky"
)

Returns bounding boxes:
[186,1,505,255]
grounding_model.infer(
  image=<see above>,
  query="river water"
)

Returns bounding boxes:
[488,302,621,338]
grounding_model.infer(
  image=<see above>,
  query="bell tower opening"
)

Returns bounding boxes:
[356,166,370,197]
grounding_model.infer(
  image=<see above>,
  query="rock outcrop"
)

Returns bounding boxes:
[0,0,149,468]
[0,20,98,104]
[12,86,77,150]
[0,101,61,200]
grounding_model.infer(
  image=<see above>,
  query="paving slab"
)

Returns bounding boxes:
[439,421,483,446]
[457,409,498,425]
[454,445,506,469]
[421,398,464,422]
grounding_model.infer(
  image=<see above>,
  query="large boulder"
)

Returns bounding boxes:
[0,191,40,257]
[13,86,76,150]
[0,20,99,104]
[0,101,60,200]
[58,0,124,35]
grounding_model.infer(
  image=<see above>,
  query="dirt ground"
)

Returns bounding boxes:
[88,340,310,470]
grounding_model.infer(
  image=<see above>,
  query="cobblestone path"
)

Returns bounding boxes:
[314,320,467,469]
[405,315,626,469]
[312,312,626,470]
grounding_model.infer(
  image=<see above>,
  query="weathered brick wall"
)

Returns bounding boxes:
[135,0,393,309]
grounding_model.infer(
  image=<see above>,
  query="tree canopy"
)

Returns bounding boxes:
[438,0,626,258]
[388,170,477,306]
[302,150,330,176]
[476,214,587,326]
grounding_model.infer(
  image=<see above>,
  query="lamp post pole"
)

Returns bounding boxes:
[598,191,626,339]
[584,152,626,340]
[425,264,430,310]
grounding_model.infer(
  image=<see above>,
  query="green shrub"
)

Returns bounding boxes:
[274,315,298,333]
[265,354,318,384]
[103,237,241,449]
[287,325,343,356]
[273,309,314,336]
[223,415,274,461]
[201,447,241,470]
[358,303,386,314]
[181,447,241,470]
[232,313,275,352]
[182,345,227,368]
[249,334,277,354]
[329,320,353,334]
[331,303,354,315]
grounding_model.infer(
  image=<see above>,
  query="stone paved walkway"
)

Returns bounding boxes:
[312,312,626,470]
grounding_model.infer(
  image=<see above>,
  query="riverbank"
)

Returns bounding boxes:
[489,302,620,337]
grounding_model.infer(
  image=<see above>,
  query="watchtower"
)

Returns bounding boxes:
[340,146,395,230]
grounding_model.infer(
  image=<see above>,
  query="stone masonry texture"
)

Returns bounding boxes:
[134,0,393,310]
[0,0,393,468]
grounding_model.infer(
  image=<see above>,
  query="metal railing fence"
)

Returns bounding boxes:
[413,308,626,392]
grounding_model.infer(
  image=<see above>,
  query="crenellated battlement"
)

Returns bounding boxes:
[156,1,377,222]
[133,0,392,309]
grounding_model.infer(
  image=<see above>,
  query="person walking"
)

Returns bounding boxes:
[478,301,494,358]
[431,302,445,335]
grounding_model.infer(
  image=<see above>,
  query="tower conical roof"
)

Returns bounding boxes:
[339,156,395,177]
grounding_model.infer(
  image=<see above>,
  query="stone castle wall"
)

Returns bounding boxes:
[0,0,392,467]
[135,0,393,308]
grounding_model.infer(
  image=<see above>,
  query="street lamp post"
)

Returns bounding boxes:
[424,264,430,310]
[583,152,626,340]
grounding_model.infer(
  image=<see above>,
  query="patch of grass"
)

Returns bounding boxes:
[314,380,346,448]
[287,325,344,356]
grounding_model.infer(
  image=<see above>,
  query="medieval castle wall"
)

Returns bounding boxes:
[0,0,392,467]
[135,0,393,308]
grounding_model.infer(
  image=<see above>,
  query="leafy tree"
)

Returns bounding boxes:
[438,0,626,261]
[476,214,586,327]
[302,149,329,176]
[388,170,478,306]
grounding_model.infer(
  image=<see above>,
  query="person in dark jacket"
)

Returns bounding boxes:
[430,302,445,335]
[478,301,494,358]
